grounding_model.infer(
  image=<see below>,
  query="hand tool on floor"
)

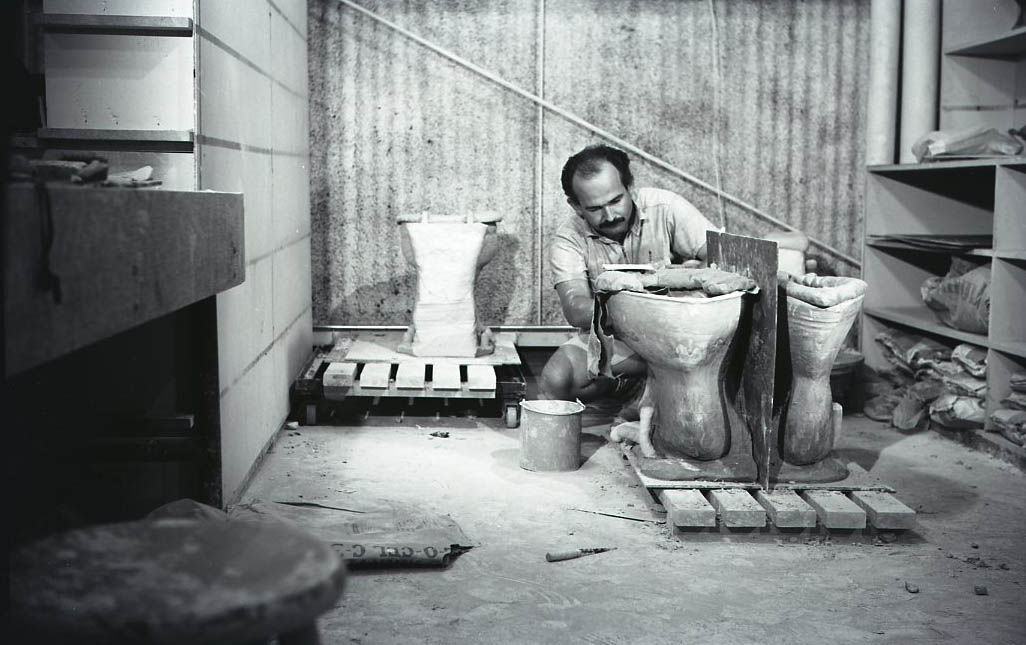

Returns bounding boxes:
[545,547,615,562]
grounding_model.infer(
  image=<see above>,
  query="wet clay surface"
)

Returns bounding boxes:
[244,415,1026,644]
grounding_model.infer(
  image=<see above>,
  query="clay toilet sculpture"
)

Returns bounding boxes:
[603,267,759,481]
[396,212,501,357]
[776,273,867,482]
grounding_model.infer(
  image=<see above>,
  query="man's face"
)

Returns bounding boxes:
[570,161,634,241]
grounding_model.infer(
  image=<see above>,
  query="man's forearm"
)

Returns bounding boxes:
[556,279,595,329]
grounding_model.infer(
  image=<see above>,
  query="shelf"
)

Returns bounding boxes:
[37,129,194,152]
[4,184,244,377]
[864,306,989,348]
[866,241,995,257]
[35,13,193,37]
[945,25,1026,57]
[868,157,1026,173]
[991,340,1026,359]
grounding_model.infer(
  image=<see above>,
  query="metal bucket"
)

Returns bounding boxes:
[518,400,586,472]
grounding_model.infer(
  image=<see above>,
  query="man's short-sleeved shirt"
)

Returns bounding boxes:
[549,187,720,289]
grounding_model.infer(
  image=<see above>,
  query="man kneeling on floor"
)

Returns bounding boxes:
[539,143,806,415]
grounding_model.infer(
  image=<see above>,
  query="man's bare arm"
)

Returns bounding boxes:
[555,279,594,329]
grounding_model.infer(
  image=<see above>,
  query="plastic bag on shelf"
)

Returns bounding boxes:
[1002,391,1026,411]
[941,372,988,398]
[991,408,1026,447]
[875,329,952,375]
[951,343,987,378]
[911,126,1024,162]
[1010,371,1026,393]
[921,259,990,334]
[929,393,986,430]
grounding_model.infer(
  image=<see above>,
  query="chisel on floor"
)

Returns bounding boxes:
[545,547,615,562]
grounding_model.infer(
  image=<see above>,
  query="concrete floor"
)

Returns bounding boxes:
[241,408,1026,644]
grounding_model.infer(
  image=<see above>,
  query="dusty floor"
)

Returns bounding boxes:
[241,407,1026,644]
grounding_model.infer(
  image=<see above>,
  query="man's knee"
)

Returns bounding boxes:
[539,349,572,400]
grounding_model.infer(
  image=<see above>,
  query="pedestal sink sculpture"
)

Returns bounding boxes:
[776,274,867,482]
[396,212,501,357]
[603,267,759,481]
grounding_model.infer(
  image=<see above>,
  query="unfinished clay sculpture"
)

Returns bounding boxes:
[397,212,501,357]
[602,267,759,481]
[777,273,867,481]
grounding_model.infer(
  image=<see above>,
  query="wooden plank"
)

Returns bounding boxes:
[323,362,358,390]
[707,489,766,528]
[466,365,496,391]
[345,331,521,366]
[755,490,817,528]
[657,489,716,527]
[431,363,461,391]
[4,185,244,378]
[395,362,427,390]
[706,232,778,489]
[800,490,867,529]
[358,363,392,390]
[36,13,194,36]
[849,491,917,530]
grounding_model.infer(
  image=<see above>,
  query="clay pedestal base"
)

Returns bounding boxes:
[631,444,758,482]
[771,455,849,484]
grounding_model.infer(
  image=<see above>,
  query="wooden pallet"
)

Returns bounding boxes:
[622,446,916,537]
[290,332,527,427]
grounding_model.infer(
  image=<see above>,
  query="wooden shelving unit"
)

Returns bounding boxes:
[861,8,1026,439]
[33,7,198,187]
[862,158,1026,428]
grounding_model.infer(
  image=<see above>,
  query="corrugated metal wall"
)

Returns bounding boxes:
[310,0,869,326]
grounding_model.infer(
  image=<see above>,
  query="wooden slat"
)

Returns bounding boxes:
[466,365,496,391]
[323,362,358,392]
[800,490,867,529]
[395,362,426,390]
[657,489,716,527]
[431,363,461,391]
[358,363,392,389]
[755,490,817,528]
[849,491,917,530]
[707,489,766,528]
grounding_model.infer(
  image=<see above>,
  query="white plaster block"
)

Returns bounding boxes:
[280,308,314,388]
[198,41,272,150]
[271,10,308,96]
[272,239,312,336]
[271,0,308,39]
[200,145,273,262]
[271,83,309,156]
[44,0,193,16]
[44,33,193,130]
[242,150,275,260]
[216,256,273,388]
[219,346,279,503]
[271,155,311,248]
[198,0,271,72]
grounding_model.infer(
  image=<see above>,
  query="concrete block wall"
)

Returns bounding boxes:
[196,0,312,503]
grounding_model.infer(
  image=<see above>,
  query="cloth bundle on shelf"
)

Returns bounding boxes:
[868,330,988,432]
[991,370,1026,447]
[921,258,990,335]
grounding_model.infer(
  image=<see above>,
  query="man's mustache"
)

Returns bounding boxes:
[600,217,625,228]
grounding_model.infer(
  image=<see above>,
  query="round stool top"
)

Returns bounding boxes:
[11,518,346,645]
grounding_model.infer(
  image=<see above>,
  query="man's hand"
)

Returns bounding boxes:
[555,279,594,329]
